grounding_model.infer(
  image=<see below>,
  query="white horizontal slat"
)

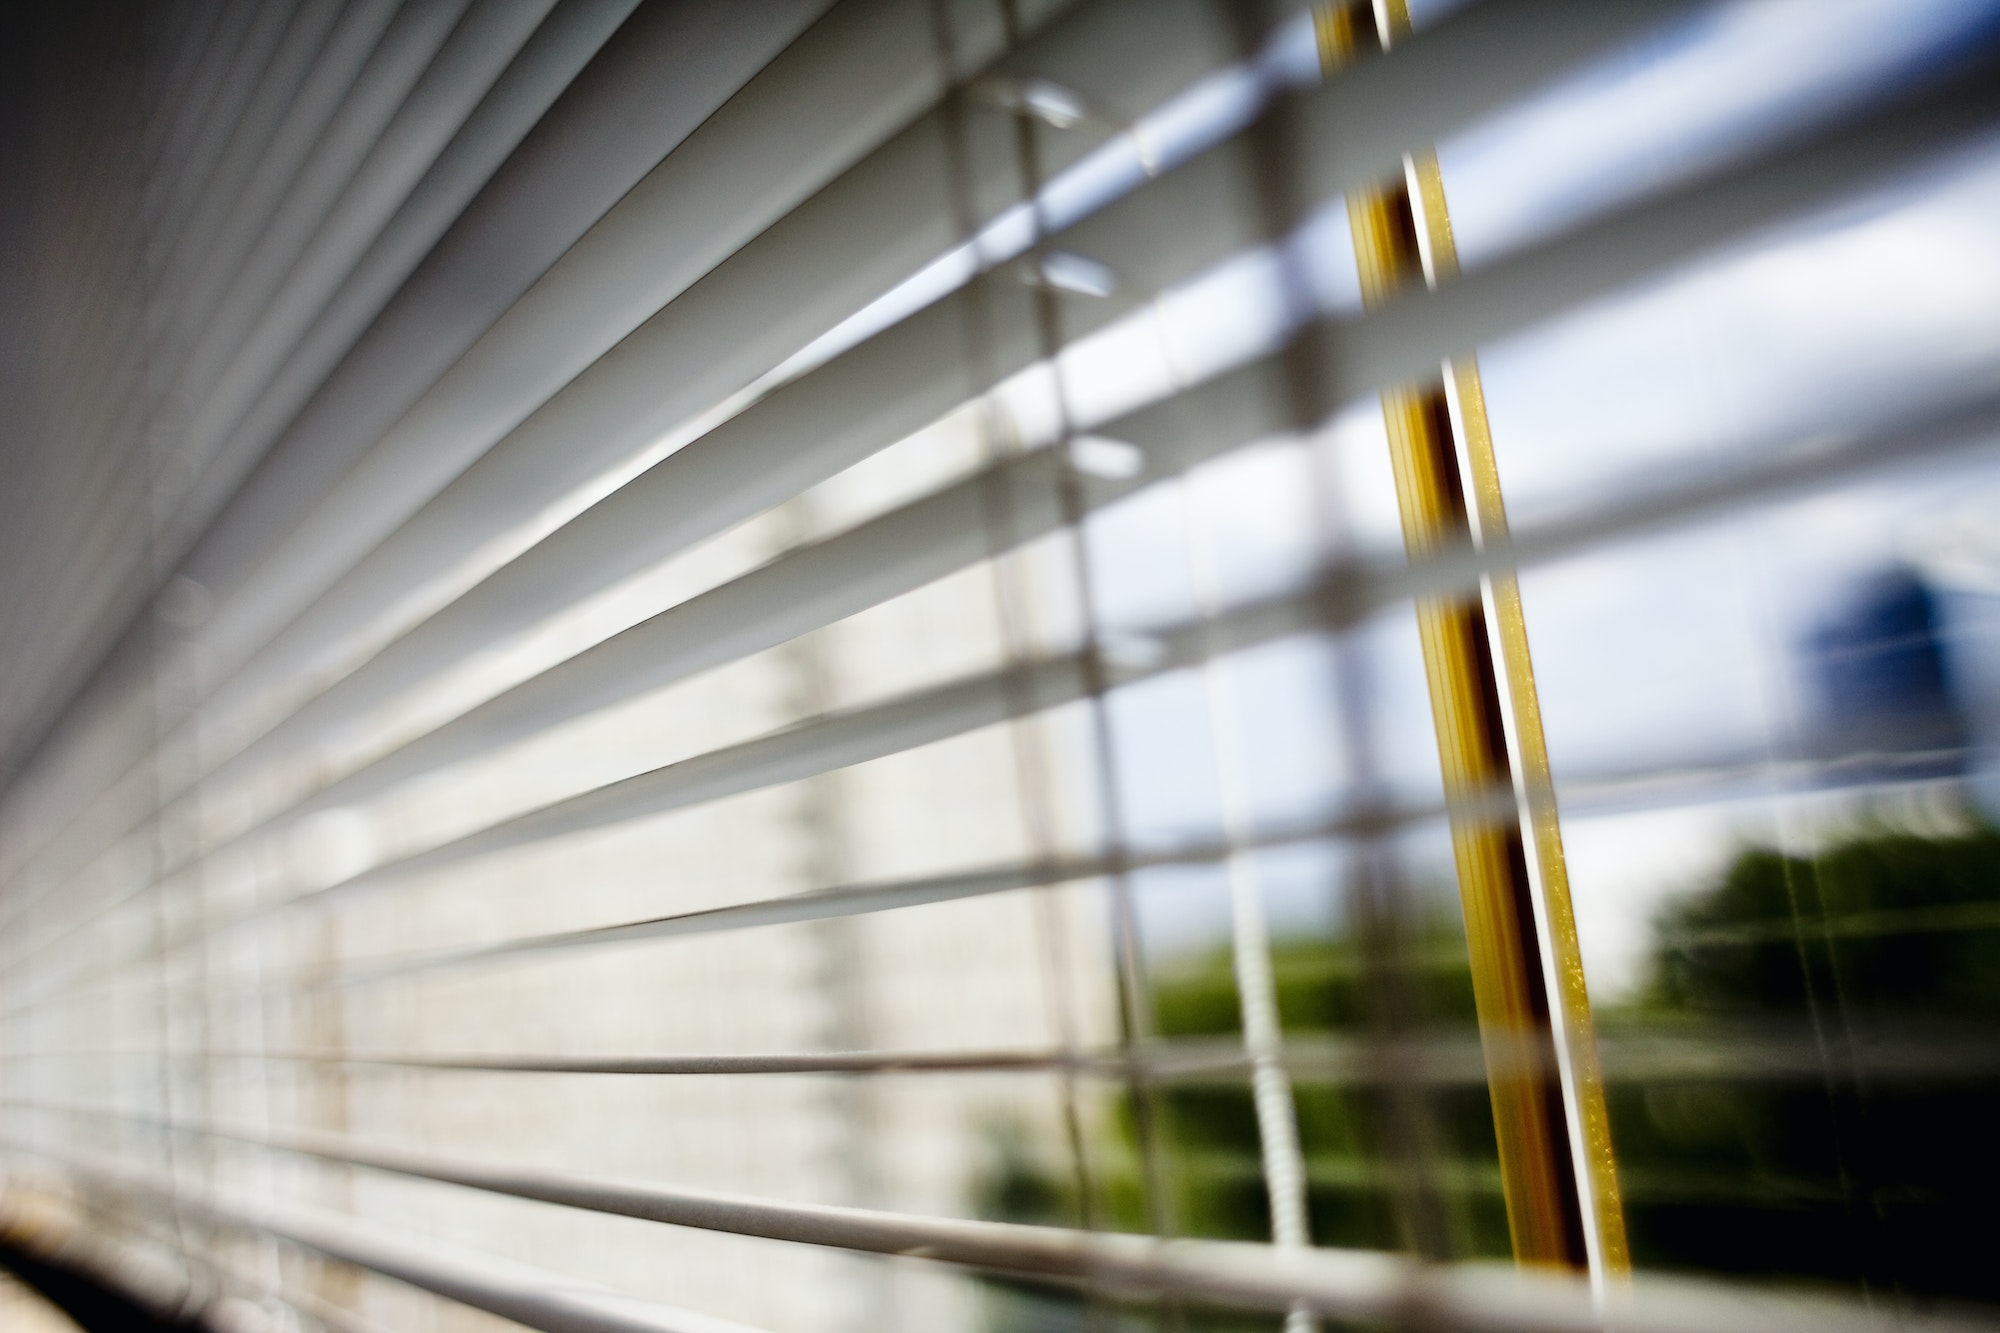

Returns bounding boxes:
[1111,43,2000,481]
[136,2,239,170]
[7,0,1013,900]
[12,1119,1985,1333]
[299,351,2000,828]
[143,0,350,294]
[160,0,437,374]
[34,40,1997,986]
[165,0,568,528]
[147,1,314,265]
[184,0,1161,784]
[0,0,830,895]
[209,0,1994,857]
[136,0,272,246]
[21,1147,780,1333]
[184,0,1078,714]
[28,98,2000,999]
[124,0,1234,840]
[197,376,2000,953]
[261,581,1323,916]
[162,0,649,572]
[0,0,413,772]
[179,0,838,610]
[64,1027,2000,1086]
[15,0,597,714]
[206,0,1688,809]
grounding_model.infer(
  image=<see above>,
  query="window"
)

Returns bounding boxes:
[2,1,1997,1330]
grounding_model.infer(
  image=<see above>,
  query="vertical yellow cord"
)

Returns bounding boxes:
[1445,340,1633,1280]
[1317,1,1628,1276]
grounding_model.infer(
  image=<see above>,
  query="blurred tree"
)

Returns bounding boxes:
[973,908,1511,1332]
[1613,824,2000,1302]
[976,826,2000,1329]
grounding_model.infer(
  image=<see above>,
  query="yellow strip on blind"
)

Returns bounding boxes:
[1318,0,1628,1276]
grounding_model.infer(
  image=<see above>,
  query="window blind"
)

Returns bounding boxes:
[3,1,1999,1331]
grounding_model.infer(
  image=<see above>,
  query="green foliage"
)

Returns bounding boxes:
[1641,829,2000,1021]
[1612,824,2000,1302]
[973,914,1508,1332]
[973,915,1513,1264]
[976,824,2000,1329]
